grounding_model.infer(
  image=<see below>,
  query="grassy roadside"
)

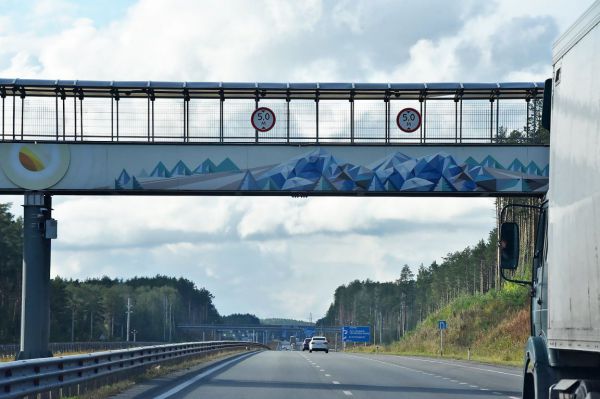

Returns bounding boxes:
[58,349,251,399]
[350,284,530,367]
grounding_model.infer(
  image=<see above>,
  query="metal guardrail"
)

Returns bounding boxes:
[0,342,162,360]
[0,340,267,399]
[0,79,545,144]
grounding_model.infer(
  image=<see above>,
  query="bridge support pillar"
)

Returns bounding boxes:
[17,193,54,360]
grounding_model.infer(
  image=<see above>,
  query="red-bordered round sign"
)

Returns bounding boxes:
[396,108,421,133]
[251,107,276,132]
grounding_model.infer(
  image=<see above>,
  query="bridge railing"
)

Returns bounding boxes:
[0,340,267,399]
[0,80,546,144]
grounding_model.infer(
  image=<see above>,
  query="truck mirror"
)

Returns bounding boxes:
[500,222,520,270]
[542,78,552,131]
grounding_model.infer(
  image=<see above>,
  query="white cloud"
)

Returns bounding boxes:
[2,0,587,319]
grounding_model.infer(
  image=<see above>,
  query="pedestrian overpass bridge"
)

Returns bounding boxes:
[0,78,549,360]
[0,79,548,197]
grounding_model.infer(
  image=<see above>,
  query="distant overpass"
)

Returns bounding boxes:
[178,324,343,343]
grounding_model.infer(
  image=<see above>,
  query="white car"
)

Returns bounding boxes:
[309,336,329,353]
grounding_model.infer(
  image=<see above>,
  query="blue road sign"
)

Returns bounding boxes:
[342,326,371,343]
[438,320,447,330]
[304,328,315,337]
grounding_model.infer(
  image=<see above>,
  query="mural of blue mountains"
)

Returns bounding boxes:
[114,149,548,193]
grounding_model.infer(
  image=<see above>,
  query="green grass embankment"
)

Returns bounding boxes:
[354,283,530,366]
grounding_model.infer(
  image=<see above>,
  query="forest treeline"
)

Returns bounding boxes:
[0,203,259,344]
[316,197,541,344]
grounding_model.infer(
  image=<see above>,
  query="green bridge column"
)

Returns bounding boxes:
[17,193,55,360]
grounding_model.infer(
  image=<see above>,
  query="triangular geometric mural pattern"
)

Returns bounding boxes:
[114,148,549,193]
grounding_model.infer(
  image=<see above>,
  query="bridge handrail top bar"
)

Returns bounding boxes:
[0,78,544,100]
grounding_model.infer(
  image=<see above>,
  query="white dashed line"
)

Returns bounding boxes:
[342,391,353,396]
[470,385,479,388]
[332,381,340,385]
[325,374,331,377]
[402,356,521,377]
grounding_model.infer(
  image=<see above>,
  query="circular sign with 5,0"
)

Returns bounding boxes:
[396,108,421,133]
[251,107,276,132]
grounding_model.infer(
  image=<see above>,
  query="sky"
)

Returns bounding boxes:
[0,0,595,321]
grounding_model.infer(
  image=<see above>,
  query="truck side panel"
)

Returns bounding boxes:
[547,2,600,352]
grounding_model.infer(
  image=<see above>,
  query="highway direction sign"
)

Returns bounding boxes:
[342,326,371,343]
[304,328,315,337]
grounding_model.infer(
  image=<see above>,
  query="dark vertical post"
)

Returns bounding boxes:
[62,96,65,140]
[20,94,24,140]
[116,97,120,141]
[286,96,290,143]
[459,99,463,143]
[55,92,59,140]
[147,96,150,141]
[532,98,537,136]
[526,99,530,139]
[454,100,458,143]
[315,91,319,144]
[490,99,494,143]
[79,94,83,140]
[219,90,224,143]
[1,88,4,140]
[73,95,77,141]
[254,96,259,143]
[17,193,54,360]
[350,97,354,144]
[111,97,114,141]
[12,90,16,140]
[419,101,423,143]
[152,98,155,142]
[496,97,499,143]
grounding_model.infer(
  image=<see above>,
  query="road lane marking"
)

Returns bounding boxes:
[153,352,256,399]
[325,374,331,377]
[333,381,340,384]
[402,356,521,377]
[342,391,353,396]
[470,385,479,388]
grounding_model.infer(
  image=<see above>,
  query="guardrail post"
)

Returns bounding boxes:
[17,193,54,360]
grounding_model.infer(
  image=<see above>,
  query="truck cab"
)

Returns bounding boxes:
[499,2,600,398]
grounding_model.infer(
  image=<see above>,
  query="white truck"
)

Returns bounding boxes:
[499,2,600,398]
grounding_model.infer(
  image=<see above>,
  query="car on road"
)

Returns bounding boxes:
[302,338,311,351]
[309,336,328,353]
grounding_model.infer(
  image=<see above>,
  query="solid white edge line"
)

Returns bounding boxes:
[153,351,256,399]
[347,353,521,377]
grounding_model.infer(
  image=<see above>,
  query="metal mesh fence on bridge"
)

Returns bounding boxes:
[0,80,546,144]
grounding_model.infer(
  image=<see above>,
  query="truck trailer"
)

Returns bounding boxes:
[499,1,600,398]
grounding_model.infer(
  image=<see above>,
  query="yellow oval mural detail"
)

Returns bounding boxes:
[19,147,46,171]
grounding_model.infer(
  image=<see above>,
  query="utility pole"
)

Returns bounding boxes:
[126,297,132,342]
[168,302,173,342]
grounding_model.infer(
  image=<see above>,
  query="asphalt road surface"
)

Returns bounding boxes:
[125,350,523,399]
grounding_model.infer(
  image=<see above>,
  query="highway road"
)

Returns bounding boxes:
[117,350,522,399]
